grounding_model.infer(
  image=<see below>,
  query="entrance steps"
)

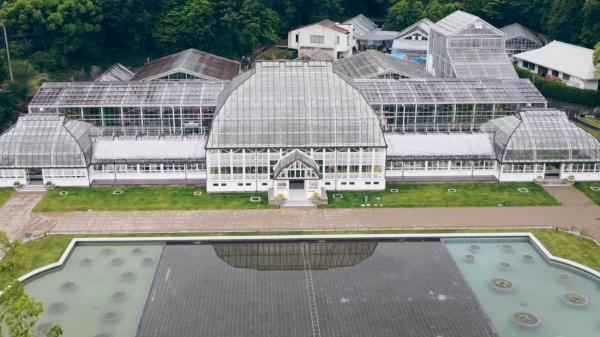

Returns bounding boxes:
[16,184,50,193]
[536,178,574,187]
[282,199,316,208]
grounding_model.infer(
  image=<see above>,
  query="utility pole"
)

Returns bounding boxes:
[1,23,13,82]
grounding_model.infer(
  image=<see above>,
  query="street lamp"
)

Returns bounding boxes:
[1,23,13,82]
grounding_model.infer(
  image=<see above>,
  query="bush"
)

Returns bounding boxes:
[516,67,600,107]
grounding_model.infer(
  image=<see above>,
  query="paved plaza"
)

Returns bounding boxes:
[0,186,599,241]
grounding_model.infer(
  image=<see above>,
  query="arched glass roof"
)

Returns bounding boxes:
[0,114,100,168]
[481,109,600,163]
[207,61,386,149]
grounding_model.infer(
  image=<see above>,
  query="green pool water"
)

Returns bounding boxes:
[444,238,600,337]
[25,243,163,337]
[20,238,600,337]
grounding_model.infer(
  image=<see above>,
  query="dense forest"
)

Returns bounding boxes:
[0,0,599,130]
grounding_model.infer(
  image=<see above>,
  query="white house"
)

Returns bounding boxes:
[288,20,353,60]
[514,41,600,90]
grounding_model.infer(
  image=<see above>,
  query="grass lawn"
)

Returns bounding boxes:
[582,117,600,128]
[580,124,600,141]
[324,183,558,208]
[2,229,599,290]
[575,182,600,204]
[33,186,273,212]
[0,188,13,207]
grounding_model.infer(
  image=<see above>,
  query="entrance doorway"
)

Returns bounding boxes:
[289,180,305,190]
[544,163,561,178]
[27,168,43,185]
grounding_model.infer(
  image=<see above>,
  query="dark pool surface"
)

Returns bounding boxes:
[136,241,498,337]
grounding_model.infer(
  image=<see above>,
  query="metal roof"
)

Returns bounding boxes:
[360,29,402,41]
[500,23,543,44]
[482,109,600,163]
[385,133,495,160]
[448,48,518,79]
[397,18,432,39]
[513,41,598,80]
[130,49,241,81]
[92,137,206,164]
[355,78,546,105]
[94,63,134,82]
[433,10,480,35]
[207,61,386,149]
[343,14,378,39]
[333,50,432,79]
[296,48,334,61]
[0,114,100,168]
[29,81,228,108]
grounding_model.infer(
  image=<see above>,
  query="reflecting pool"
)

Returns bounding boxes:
[444,238,600,337]
[25,243,162,337]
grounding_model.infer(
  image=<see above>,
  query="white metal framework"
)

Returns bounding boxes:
[356,78,546,132]
[428,11,517,79]
[28,81,228,136]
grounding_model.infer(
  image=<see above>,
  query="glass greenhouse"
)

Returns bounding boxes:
[356,78,546,132]
[130,48,241,81]
[428,11,517,79]
[206,61,387,194]
[482,109,600,163]
[28,81,228,136]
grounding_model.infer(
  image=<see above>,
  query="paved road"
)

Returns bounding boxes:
[1,186,599,241]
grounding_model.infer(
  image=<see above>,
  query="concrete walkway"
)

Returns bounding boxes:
[1,186,599,240]
[0,192,56,239]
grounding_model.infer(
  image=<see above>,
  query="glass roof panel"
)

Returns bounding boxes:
[481,109,600,162]
[207,61,386,149]
[0,114,100,168]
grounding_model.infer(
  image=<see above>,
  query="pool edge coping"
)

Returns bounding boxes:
[17,232,600,283]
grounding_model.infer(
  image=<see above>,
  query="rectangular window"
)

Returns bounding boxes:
[310,35,325,44]
[552,70,559,77]
[562,73,570,81]
[295,34,299,43]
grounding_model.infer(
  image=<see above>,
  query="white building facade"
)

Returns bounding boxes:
[288,20,353,60]
[514,41,599,90]
[205,61,387,196]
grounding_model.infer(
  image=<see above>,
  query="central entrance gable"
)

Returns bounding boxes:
[273,149,322,180]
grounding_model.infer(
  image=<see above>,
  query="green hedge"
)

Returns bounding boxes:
[515,67,600,107]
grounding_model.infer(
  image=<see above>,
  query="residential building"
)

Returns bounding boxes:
[514,41,600,90]
[287,20,353,60]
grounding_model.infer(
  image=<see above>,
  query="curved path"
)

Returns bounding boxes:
[1,186,599,240]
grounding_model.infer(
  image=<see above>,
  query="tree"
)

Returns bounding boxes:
[152,0,216,54]
[384,0,425,31]
[594,42,600,77]
[100,0,161,53]
[309,0,344,22]
[424,0,462,22]
[238,0,282,55]
[545,0,584,43]
[0,232,62,337]
[0,0,102,69]
[580,0,600,47]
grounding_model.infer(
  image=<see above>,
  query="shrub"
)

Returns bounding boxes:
[516,67,600,107]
